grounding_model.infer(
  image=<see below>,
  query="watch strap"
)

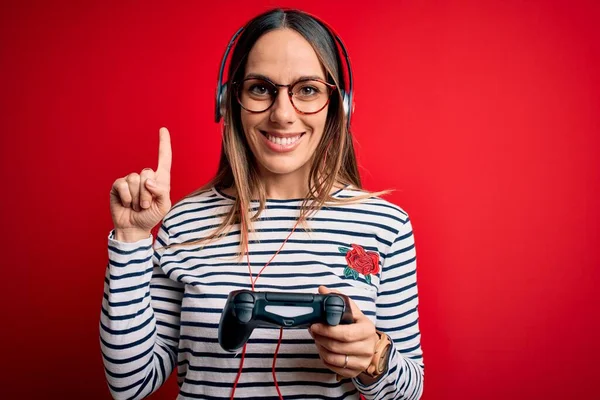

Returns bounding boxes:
[365,330,392,377]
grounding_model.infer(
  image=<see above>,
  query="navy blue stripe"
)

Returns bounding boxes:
[399,342,422,354]
[100,325,155,350]
[168,202,406,236]
[156,319,180,331]
[109,281,150,294]
[179,335,315,345]
[338,194,407,215]
[107,374,148,393]
[184,293,228,300]
[171,226,391,246]
[104,357,152,379]
[171,214,398,236]
[178,388,358,400]
[151,295,182,306]
[162,248,379,268]
[102,342,153,364]
[377,306,417,321]
[387,243,415,259]
[170,262,372,281]
[155,308,181,318]
[104,290,150,308]
[180,270,338,281]
[177,359,331,374]
[170,259,349,274]
[149,283,184,293]
[179,348,321,359]
[393,331,421,343]
[396,228,413,242]
[155,345,167,387]
[377,293,418,309]
[100,314,153,336]
[183,377,348,389]
[181,291,373,304]
[180,321,218,329]
[168,237,379,258]
[129,369,154,400]
[183,280,378,293]
[383,264,417,283]
[109,255,152,268]
[101,303,150,321]
[181,307,222,314]
[156,332,179,345]
[151,370,159,395]
[167,211,229,231]
[379,281,417,297]
[109,266,153,281]
[165,200,229,224]
[381,318,419,333]
[108,243,152,255]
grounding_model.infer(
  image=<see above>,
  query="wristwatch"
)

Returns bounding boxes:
[364,330,392,378]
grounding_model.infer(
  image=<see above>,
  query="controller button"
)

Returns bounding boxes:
[324,295,344,307]
[235,292,255,304]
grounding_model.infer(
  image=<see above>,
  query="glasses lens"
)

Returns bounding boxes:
[238,78,276,112]
[291,80,331,113]
[237,78,333,114]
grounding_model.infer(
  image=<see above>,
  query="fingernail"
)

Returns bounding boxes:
[141,201,150,208]
[146,179,156,187]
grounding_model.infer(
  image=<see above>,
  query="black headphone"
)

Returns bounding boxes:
[214,21,354,131]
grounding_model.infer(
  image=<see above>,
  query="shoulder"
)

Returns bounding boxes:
[162,186,232,229]
[336,186,411,231]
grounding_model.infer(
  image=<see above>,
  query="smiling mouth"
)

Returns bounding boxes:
[260,130,305,146]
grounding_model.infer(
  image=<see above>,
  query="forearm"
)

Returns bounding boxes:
[353,217,424,399]
[100,231,180,400]
[354,341,424,400]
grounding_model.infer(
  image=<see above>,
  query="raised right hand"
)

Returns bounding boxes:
[110,127,172,241]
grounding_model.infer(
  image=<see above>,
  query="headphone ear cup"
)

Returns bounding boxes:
[219,83,228,121]
[340,89,351,124]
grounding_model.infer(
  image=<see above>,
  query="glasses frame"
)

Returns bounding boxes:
[234,76,337,115]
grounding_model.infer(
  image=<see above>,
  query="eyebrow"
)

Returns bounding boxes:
[244,73,326,83]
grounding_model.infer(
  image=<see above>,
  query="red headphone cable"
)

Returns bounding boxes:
[229,208,300,400]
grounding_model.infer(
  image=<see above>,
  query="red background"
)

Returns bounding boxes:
[1,0,599,399]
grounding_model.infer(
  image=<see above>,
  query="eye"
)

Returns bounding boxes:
[293,80,326,99]
[298,85,319,96]
[249,84,270,96]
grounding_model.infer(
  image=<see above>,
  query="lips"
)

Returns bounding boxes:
[259,130,306,152]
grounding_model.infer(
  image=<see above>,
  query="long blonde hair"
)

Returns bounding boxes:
[179,9,389,254]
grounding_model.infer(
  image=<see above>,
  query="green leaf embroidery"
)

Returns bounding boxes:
[344,266,353,278]
[365,274,372,285]
[338,246,351,254]
[351,269,359,280]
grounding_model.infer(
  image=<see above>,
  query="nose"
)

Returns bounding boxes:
[269,89,296,125]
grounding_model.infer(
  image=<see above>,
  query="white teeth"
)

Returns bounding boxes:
[267,134,301,146]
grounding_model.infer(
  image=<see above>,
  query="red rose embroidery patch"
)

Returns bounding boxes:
[339,244,380,284]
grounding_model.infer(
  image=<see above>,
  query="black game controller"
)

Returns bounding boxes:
[218,290,354,352]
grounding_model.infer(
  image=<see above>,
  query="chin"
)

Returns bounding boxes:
[259,157,308,176]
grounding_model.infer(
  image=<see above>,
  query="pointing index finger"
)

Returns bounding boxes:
[157,127,172,173]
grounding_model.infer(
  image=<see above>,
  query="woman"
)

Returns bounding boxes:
[101,8,424,400]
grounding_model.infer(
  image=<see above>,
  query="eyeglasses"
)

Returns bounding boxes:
[234,77,337,115]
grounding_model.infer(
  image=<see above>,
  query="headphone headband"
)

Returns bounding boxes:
[214,16,354,131]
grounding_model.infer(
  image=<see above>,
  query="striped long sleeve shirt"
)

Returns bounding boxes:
[100,186,424,399]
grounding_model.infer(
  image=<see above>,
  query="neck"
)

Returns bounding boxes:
[221,166,345,201]
[258,166,310,200]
